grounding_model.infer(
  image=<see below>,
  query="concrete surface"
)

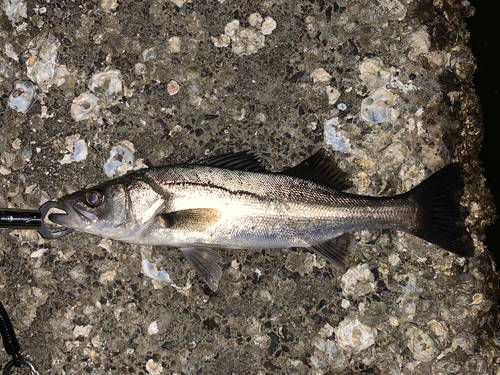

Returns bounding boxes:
[0,0,499,374]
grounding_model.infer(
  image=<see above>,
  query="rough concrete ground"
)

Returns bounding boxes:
[0,0,499,374]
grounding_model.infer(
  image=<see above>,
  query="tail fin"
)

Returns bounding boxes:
[408,163,474,257]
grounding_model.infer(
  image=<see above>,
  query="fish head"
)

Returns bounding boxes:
[49,179,134,238]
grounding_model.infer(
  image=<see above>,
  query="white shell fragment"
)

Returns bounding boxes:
[359,58,392,89]
[216,14,277,55]
[311,68,332,83]
[146,359,163,375]
[324,117,349,152]
[148,321,159,335]
[103,141,135,177]
[8,80,37,114]
[26,32,61,92]
[360,88,396,124]
[60,139,88,164]
[100,0,118,12]
[141,259,170,282]
[89,70,123,105]
[167,80,179,95]
[4,0,27,21]
[341,263,376,297]
[334,317,376,352]
[71,92,101,122]
[405,326,437,362]
[261,16,277,35]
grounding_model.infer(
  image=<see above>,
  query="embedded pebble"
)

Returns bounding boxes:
[60,139,88,165]
[103,141,135,177]
[71,92,101,122]
[341,263,375,297]
[8,80,37,114]
[334,317,376,352]
[360,88,396,124]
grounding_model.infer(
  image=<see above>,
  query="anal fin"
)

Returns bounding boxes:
[179,247,222,291]
[308,233,352,268]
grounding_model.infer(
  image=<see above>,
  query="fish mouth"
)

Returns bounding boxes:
[48,200,97,229]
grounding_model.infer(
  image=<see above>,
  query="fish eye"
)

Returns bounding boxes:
[85,190,104,207]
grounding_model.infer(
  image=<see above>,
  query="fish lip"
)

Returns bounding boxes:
[49,200,97,227]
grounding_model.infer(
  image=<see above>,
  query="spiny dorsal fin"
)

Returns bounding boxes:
[187,151,267,172]
[280,149,352,191]
[179,247,222,291]
[308,233,352,268]
[159,208,222,231]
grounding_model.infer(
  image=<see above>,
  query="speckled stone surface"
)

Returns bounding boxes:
[0,0,499,374]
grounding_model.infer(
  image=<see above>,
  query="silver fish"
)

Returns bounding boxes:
[50,150,473,290]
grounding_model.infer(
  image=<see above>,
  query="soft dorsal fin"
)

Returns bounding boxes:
[280,149,352,191]
[187,151,267,172]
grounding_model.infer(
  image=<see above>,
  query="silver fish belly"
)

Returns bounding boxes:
[50,150,474,290]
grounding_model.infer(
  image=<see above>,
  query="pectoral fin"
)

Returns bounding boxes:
[308,233,352,268]
[180,247,223,291]
[159,208,222,231]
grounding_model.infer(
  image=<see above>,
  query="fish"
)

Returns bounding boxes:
[49,150,474,291]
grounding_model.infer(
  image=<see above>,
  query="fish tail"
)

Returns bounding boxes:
[407,163,474,257]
